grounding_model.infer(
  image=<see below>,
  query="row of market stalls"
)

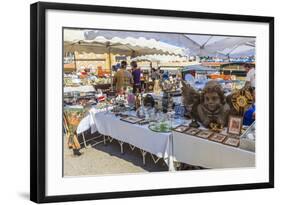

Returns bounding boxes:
[63,28,256,174]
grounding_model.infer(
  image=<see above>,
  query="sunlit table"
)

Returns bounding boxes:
[172,130,255,169]
[92,110,174,169]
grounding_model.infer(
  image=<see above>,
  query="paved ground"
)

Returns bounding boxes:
[64,132,169,176]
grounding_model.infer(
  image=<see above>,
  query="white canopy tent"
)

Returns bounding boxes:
[131,54,188,63]
[64,29,188,88]
[84,30,192,54]
[217,44,255,58]
[184,35,255,57]
[85,30,255,57]
[64,29,187,56]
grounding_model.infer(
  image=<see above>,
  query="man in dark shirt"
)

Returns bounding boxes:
[131,61,141,93]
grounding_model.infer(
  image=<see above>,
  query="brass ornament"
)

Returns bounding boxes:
[231,89,253,114]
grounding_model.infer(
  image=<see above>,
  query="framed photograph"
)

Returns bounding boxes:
[173,125,189,133]
[120,116,143,124]
[30,1,274,203]
[184,127,201,136]
[209,133,227,143]
[223,137,240,147]
[228,115,243,135]
[196,130,213,139]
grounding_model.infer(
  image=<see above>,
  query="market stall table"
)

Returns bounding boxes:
[88,106,113,134]
[172,130,255,169]
[91,110,173,169]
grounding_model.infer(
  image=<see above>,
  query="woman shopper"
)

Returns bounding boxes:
[131,61,142,94]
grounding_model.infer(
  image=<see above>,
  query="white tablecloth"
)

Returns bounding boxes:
[88,106,113,134]
[172,131,255,168]
[75,106,111,134]
[76,115,91,134]
[93,111,172,161]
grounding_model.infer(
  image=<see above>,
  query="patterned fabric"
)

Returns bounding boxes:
[64,107,89,149]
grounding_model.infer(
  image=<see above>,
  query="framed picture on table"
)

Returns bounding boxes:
[209,133,227,143]
[30,1,274,203]
[184,127,201,136]
[227,115,243,135]
[196,130,213,139]
[173,125,189,133]
[223,137,240,147]
[120,116,143,124]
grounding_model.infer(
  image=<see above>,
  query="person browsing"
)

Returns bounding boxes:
[131,61,141,93]
[113,61,133,94]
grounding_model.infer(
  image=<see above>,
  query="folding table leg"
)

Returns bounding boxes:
[129,144,135,151]
[108,136,114,143]
[118,140,124,154]
[140,149,147,165]
[150,153,161,164]
[82,132,87,148]
[103,135,106,145]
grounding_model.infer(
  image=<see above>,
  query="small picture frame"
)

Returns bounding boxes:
[184,127,201,136]
[209,133,227,143]
[138,119,150,125]
[120,116,142,124]
[223,137,240,147]
[227,115,243,135]
[173,125,189,133]
[196,130,213,139]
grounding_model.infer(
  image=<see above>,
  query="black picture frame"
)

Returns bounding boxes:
[30,1,274,203]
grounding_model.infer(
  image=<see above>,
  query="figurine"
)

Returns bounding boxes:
[162,92,173,113]
[153,79,162,95]
[181,80,230,128]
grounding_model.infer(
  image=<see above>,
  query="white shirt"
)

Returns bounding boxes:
[246,68,255,88]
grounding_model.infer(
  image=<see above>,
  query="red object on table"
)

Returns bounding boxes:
[97,95,106,102]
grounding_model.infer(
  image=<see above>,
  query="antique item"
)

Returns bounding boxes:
[120,116,142,124]
[230,88,253,115]
[153,79,161,95]
[63,107,87,155]
[138,119,150,125]
[227,115,243,135]
[174,103,186,118]
[127,92,135,108]
[135,93,142,110]
[143,94,155,107]
[196,130,213,139]
[184,127,201,135]
[209,133,227,143]
[189,119,200,128]
[181,80,230,128]
[146,81,154,92]
[173,125,189,133]
[148,121,171,133]
[209,122,224,132]
[161,80,174,91]
[223,137,240,147]
[162,91,173,113]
